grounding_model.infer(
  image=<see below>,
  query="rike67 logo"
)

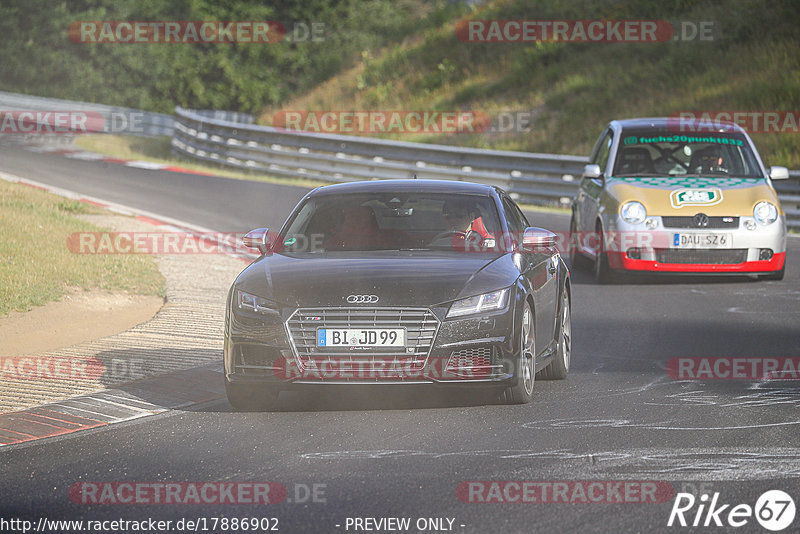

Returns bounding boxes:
[668,490,796,531]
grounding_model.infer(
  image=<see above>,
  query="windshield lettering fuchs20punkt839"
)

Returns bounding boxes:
[616,131,762,177]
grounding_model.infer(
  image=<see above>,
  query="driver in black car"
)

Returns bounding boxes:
[441,199,495,250]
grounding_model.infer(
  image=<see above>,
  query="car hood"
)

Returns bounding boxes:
[605,176,782,216]
[234,250,517,308]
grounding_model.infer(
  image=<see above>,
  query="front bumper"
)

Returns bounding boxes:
[607,251,785,274]
[604,214,786,274]
[224,303,520,387]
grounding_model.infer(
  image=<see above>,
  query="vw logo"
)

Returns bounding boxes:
[346,294,379,304]
[693,213,710,228]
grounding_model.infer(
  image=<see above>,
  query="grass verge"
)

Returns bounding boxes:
[0,180,166,316]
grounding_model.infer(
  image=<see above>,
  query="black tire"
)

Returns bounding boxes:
[539,288,571,380]
[504,301,535,404]
[593,223,617,284]
[225,378,279,411]
[760,262,785,281]
[568,215,590,271]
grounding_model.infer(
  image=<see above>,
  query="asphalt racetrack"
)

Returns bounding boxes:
[1,146,799,533]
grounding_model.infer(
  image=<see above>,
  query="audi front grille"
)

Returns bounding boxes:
[285,307,440,381]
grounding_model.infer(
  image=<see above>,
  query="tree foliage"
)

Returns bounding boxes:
[0,0,462,113]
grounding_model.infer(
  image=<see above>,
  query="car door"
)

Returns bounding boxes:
[577,128,613,246]
[504,197,557,350]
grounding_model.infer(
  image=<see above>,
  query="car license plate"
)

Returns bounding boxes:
[671,233,732,248]
[317,328,406,347]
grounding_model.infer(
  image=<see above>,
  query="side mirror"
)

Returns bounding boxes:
[769,166,789,180]
[521,227,557,251]
[583,164,603,181]
[242,228,272,254]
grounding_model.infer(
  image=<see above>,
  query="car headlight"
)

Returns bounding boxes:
[447,288,509,318]
[236,290,278,315]
[753,201,778,225]
[620,201,647,225]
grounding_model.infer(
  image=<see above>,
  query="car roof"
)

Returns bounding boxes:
[309,179,498,197]
[611,117,748,134]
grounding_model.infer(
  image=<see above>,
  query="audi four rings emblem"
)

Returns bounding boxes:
[346,295,379,303]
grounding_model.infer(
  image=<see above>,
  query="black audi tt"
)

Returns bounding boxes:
[224,179,572,409]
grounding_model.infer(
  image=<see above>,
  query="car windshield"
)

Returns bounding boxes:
[279,192,503,253]
[614,131,763,178]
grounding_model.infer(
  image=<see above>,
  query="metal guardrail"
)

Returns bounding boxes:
[775,171,800,228]
[172,106,587,207]
[0,90,175,137]
[189,109,255,125]
[0,91,254,141]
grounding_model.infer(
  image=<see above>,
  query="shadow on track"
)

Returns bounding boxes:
[208,386,506,413]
